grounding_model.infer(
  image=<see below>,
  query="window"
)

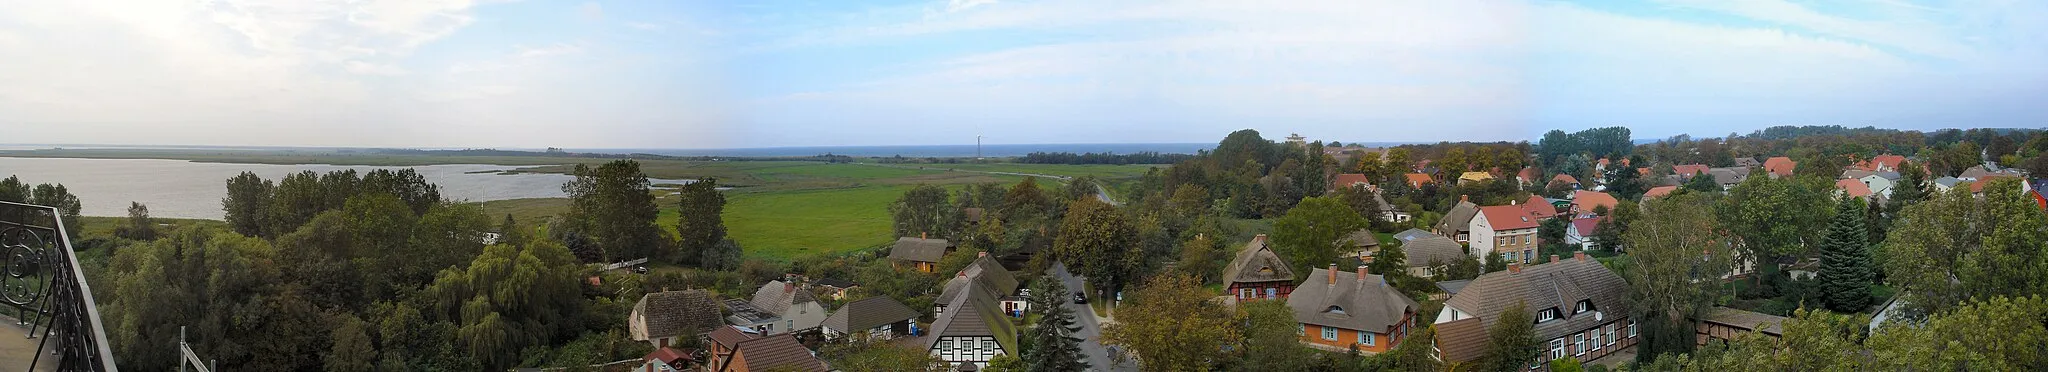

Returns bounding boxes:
[1537,309,1558,323]
[1573,333,1585,356]
[1605,325,1616,346]
[1322,326,1339,341]
[1575,300,1594,314]
[1297,324,1305,336]
[1523,249,1534,263]
[1549,339,1565,360]
[1505,251,1516,262]
[1240,288,1254,299]
[1628,320,1637,337]
[1266,288,1277,299]
[1360,331,1376,346]
[1592,329,1603,351]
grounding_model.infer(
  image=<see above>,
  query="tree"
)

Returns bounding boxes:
[326,316,378,372]
[1885,161,1929,214]
[562,160,667,263]
[1270,196,1367,278]
[1335,184,1385,228]
[1482,301,1541,372]
[1866,295,2048,370]
[223,171,275,236]
[1371,244,1406,280]
[115,201,157,240]
[1178,234,1223,284]
[676,177,728,265]
[28,182,81,229]
[1604,155,1648,200]
[1682,171,1720,193]
[987,355,1026,372]
[1236,300,1313,370]
[1882,178,2048,317]
[1102,273,1238,372]
[1002,177,1056,223]
[1625,193,1732,360]
[1053,198,1138,297]
[1537,217,1569,259]
[701,238,745,271]
[1023,279,1089,372]
[823,338,951,372]
[1716,175,1832,264]
[891,184,962,239]
[1815,197,1875,313]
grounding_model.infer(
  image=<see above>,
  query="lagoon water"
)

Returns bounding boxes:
[0,157,688,219]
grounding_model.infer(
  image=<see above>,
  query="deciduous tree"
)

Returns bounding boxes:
[1271,196,1367,278]
[563,160,667,263]
[1102,274,1237,372]
[1053,198,1138,297]
[1482,301,1541,372]
[1626,193,1731,359]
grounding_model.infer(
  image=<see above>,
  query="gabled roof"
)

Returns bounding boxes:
[1345,229,1380,248]
[709,325,760,349]
[890,237,949,263]
[936,254,1021,308]
[1517,167,1540,181]
[1287,267,1420,333]
[1672,164,1709,177]
[1440,256,1630,343]
[632,290,722,341]
[1934,176,1962,188]
[749,280,821,318]
[1552,174,1580,185]
[1437,199,1481,235]
[1332,174,1373,189]
[646,347,692,366]
[815,278,856,289]
[1404,173,1434,186]
[1708,167,1748,185]
[1223,235,1295,287]
[1836,179,1873,198]
[1841,169,1898,181]
[823,297,920,334]
[1392,228,1435,242]
[1478,205,1541,231]
[1402,235,1467,268]
[1764,157,1797,176]
[925,277,1019,355]
[1523,195,1558,219]
[1700,307,1787,336]
[1643,185,1677,199]
[730,334,829,372]
[1734,157,1761,167]
[1459,172,1495,182]
[1853,154,1906,172]
[1571,190,1619,213]
[1969,176,2020,194]
[1569,216,1604,237]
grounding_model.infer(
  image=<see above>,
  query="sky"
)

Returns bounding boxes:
[2,0,2044,149]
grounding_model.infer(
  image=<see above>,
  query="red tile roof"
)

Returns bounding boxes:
[1479,205,1542,231]
[1673,164,1709,176]
[1332,174,1373,189]
[1518,167,1540,181]
[1572,190,1619,214]
[1553,174,1579,185]
[1971,176,2019,194]
[1764,157,1797,176]
[646,347,692,365]
[1854,154,1906,171]
[1404,173,1433,187]
[1643,185,1677,199]
[1837,179,1872,198]
[1524,196,1558,219]
[1571,216,1605,236]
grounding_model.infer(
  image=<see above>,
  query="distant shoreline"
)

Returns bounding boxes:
[0,141,1439,158]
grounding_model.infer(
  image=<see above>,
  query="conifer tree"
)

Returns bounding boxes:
[1024,279,1088,372]
[1816,196,1875,312]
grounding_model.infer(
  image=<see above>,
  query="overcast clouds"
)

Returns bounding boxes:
[2,0,2043,148]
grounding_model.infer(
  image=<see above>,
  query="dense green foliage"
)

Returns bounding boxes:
[1626,193,1732,360]
[1881,178,2048,318]
[1101,273,1237,372]
[1814,197,1875,313]
[1023,278,1089,372]
[1481,301,1541,372]
[1270,196,1367,279]
[562,160,667,262]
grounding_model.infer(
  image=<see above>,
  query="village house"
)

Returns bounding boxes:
[1224,234,1298,301]
[1852,154,1907,172]
[1393,228,1436,243]
[933,253,1024,317]
[705,326,829,372]
[1372,188,1412,223]
[1763,157,1797,178]
[1696,307,1786,346]
[1401,234,1469,278]
[1840,170,1899,198]
[1331,173,1374,190]
[1287,262,1420,354]
[1565,216,1606,252]
[1960,164,2025,181]
[1344,229,1381,258]
[1671,164,1710,180]
[1933,176,1962,192]
[1516,167,1542,188]
[890,236,951,273]
[629,290,722,350]
[1469,201,1550,265]
[1569,190,1619,215]
[1405,173,1435,189]
[813,278,857,301]
[1434,253,1637,369]
[724,278,827,335]
[1835,179,1874,199]
[638,346,693,372]
[925,261,1020,370]
[1550,174,1581,190]
[1641,185,1677,200]
[1436,196,1480,242]
[1459,171,1496,184]
[821,296,921,342]
[1707,167,1748,189]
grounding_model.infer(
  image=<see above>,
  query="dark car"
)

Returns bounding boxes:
[1072,292,1087,304]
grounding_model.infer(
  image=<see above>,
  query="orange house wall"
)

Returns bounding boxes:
[1298,314,1413,354]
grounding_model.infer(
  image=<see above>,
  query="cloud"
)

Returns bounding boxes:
[578,2,605,22]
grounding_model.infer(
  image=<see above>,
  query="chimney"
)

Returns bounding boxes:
[1327,263,1339,285]
[978,251,988,258]
[1575,251,1588,262]
[921,232,927,239]
[1550,254,1560,264]
[1459,194,1469,203]
[784,282,795,293]
[958,271,967,278]
[1356,265,1369,281]
[1509,262,1522,274]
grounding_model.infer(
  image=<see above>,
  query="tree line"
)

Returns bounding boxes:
[1016,151,1196,165]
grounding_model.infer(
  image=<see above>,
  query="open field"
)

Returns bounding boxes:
[9,148,1170,261]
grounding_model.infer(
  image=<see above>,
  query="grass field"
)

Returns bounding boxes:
[11,148,1168,261]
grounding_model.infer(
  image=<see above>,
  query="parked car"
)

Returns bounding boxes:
[634,266,649,274]
[1073,292,1087,304]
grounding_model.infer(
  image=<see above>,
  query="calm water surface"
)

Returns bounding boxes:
[0,157,689,219]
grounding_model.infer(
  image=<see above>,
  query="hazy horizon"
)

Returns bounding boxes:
[6,1,2045,149]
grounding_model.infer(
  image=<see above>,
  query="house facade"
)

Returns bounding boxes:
[1433,252,1638,369]
[1469,204,1543,266]
[925,271,1018,369]
[724,279,827,335]
[1401,234,1468,278]
[1436,196,1480,242]
[629,290,721,350]
[1288,263,1420,354]
[1223,234,1297,301]
[890,236,951,273]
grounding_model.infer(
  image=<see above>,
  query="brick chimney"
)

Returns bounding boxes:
[1550,254,1560,264]
[921,232,927,239]
[1459,194,1469,203]
[1327,263,1338,285]
[1509,261,1522,274]
[978,251,987,258]
[1575,251,1589,262]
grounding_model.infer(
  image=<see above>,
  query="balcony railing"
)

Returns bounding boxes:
[0,201,117,371]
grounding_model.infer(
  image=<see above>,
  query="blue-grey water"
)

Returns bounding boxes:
[0,157,691,219]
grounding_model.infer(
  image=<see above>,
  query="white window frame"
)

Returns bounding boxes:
[1240,288,1254,299]
[1629,319,1637,337]
[1605,324,1616,346]
[1322,326,1339,341]
[1361,331,1376,346]
[1591,329,1603,351]
[1573,333,1585,356]
[1549,339,1565,360]
[1537,309,1557,323]
[1297,324,1305,336]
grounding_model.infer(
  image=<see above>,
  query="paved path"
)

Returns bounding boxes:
[1048,263,1138,372]
[0,315,58,372]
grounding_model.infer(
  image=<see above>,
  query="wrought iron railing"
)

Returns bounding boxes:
[0,201,117,371]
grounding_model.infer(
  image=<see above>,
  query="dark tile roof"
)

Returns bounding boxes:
[709,325,760,349]
[1435,279,1472,295]
[962,208,985,223]
[890,237,949,263]
[749,280,820,317]
[732,334,828,372]
[1345,229,1380,248]
[823,297,920,334]
[1222,235,1295,287]
[632,290,721,341]
[1402,235,1467,268]
[1435,317,1488,364]
[937,255,1020,306]
[1287,267,1419,333]
[1441,256,1630,343]
[1701,307,1786,335]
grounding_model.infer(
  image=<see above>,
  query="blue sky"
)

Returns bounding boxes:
[3,0,2045,148]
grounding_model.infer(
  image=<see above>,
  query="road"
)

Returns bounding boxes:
[1048,262,1138,372]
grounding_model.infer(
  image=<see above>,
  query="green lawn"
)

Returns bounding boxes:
[662,185,908,260]
[918,163,1165,180]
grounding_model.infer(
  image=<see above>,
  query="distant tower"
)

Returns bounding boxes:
[977,135,984,159]
[1286,133,1307,145]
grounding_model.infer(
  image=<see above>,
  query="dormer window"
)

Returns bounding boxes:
[1574,300,1595,315]
[1536,308,1559,323]
[1258,266,1273,275]
[1325,306,1346,315]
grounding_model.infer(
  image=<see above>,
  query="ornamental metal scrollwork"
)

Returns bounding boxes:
[0,226,47,307]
